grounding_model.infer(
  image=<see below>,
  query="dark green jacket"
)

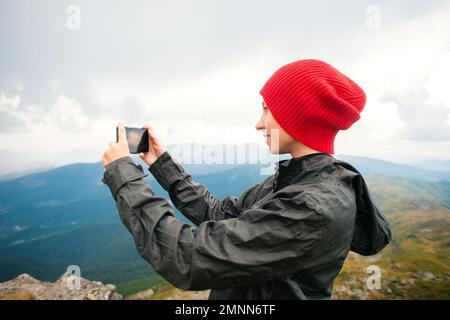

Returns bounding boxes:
[101,151,391,299]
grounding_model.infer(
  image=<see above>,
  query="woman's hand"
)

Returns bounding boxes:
[139,124,167,166]
[102,122,131,169]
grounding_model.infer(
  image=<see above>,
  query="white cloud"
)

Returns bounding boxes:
[0,92,20,110]
[425,52,450,108]
[355,100,405,140]
[93,56,270,127]
[46,95,91,131]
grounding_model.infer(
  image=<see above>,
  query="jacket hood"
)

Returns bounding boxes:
[275,153,392,256]
[334,159,392,256]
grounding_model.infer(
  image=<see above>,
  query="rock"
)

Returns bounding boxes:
[391,263,402,270]
[413,272,436,280]
[0,273,123,300]
[383,287,392,294]
[390,278,399,284]
[400,279,415,286]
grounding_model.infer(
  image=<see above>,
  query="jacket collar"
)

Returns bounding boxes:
[273,152,335,192]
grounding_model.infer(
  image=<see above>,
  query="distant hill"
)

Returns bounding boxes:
[404,159,450,172]
[336,154,450,182]
[0,166,56,182]
[0,150,55,178]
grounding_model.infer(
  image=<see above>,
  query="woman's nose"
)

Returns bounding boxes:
[255,121,264,131]
[255,116,265,131]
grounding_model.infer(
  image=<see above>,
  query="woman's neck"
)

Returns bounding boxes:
[289,142,322,158]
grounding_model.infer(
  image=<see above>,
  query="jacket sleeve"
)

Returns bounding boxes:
[148,151,266,225]
[102,156,323,291]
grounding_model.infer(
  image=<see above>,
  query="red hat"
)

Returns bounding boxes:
[259,59,366,154]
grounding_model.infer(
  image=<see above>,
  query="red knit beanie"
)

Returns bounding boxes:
[259,59,366,155]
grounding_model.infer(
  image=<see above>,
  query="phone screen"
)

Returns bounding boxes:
[116,126,150,154]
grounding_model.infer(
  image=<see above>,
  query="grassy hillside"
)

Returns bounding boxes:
[333,209,449,299]
[116,273,165,297]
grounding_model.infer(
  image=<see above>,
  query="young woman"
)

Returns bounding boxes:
[101,59,391,299]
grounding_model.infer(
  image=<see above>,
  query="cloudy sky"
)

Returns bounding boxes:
[1,0,450,174]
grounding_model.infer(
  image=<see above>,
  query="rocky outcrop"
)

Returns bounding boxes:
[0,273,123,300]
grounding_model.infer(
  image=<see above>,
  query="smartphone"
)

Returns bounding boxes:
[116,126,150,154]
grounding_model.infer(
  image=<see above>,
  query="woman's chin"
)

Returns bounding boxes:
[267,144,281,154]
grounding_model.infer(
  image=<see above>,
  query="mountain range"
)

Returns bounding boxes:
[0,151,449,299]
